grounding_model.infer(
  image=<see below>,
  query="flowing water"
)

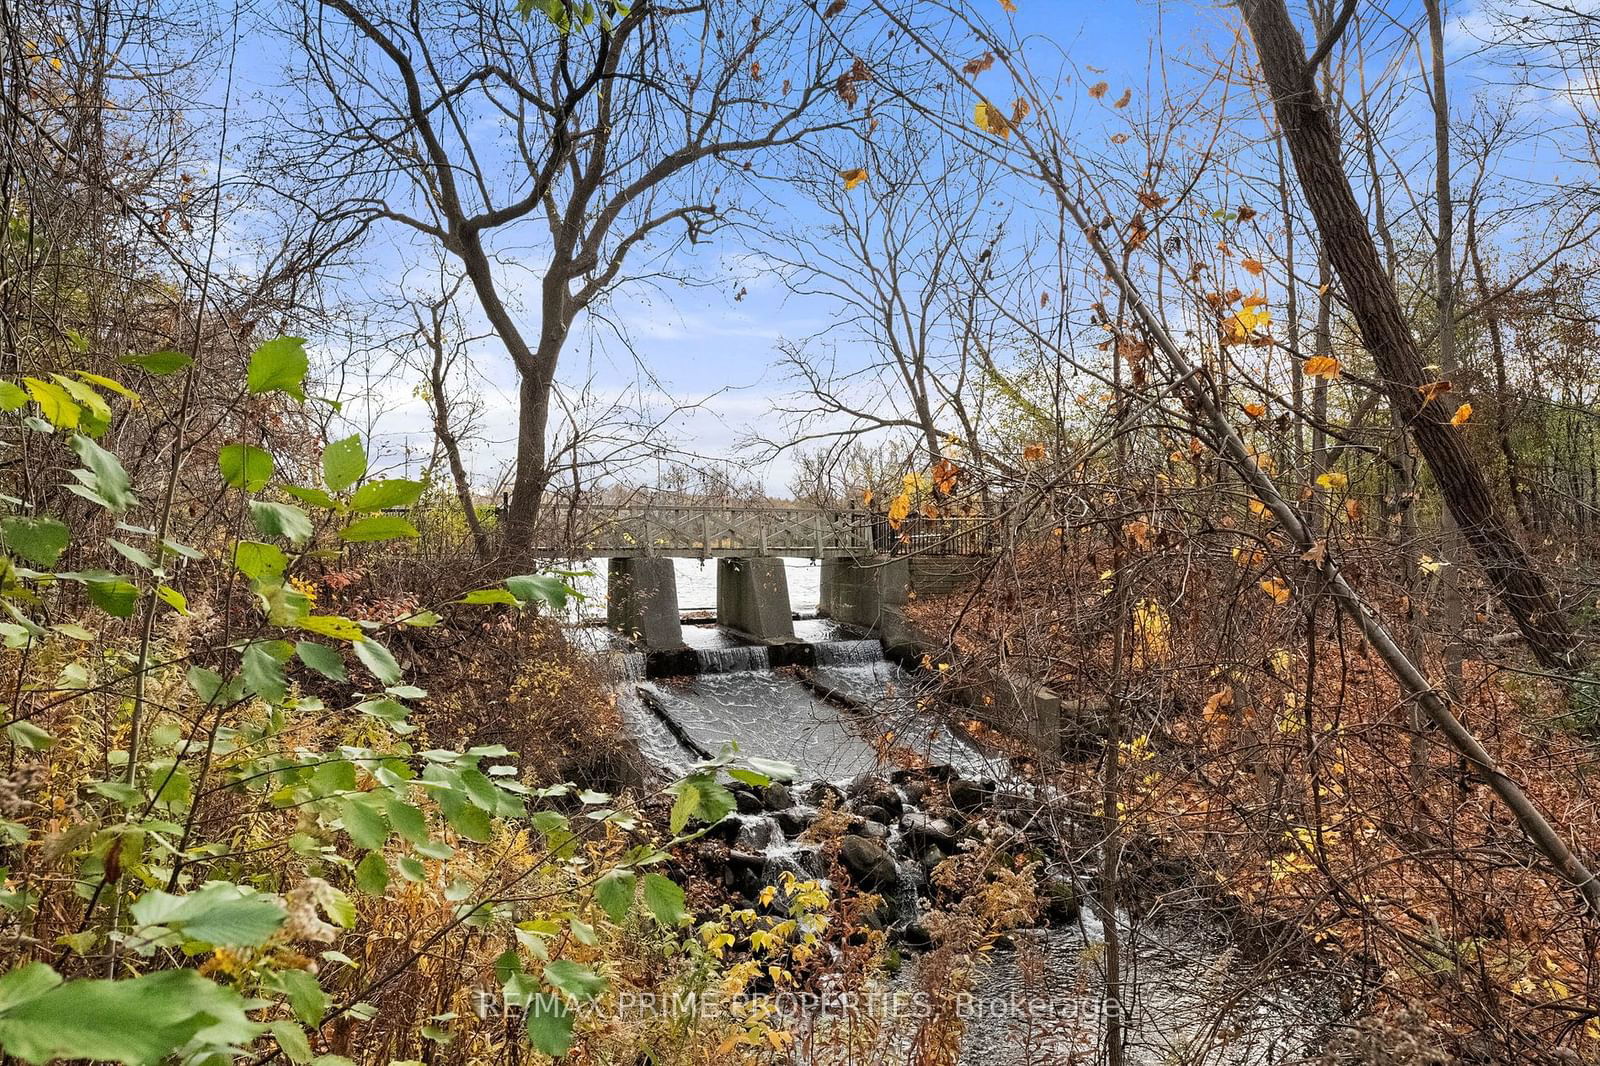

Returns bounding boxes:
[576,592,1333,1063]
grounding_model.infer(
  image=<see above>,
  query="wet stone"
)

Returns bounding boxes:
[839,834,902,892]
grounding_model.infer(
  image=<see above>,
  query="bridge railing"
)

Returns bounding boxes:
[390,502,999,559]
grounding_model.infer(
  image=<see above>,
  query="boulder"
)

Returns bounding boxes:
[899,780,929,807]
[948,777,992,814]
[775,808,812,836]
[804,781,845,808]
[733,789,764,815]
[1042,877,1080,923]
[762,782,794,811]
[735,817,774,852]
[857,804,892,825]
[857,820,890,842]
[901,811,957,850]
[839,835,902,892]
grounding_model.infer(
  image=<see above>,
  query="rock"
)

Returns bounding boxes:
[991,933,1016,950]
[804,781,845,808]
[901,811,957,850]
[728,849,767,871]
[775,808,812,836]
[840,835,902,892]
[733,789,764,815]
[857,820,889,842]
[762,782,794,810]
[735,817,773,851]
[919,846,944,871]
[1043,877,1080,923]
[848,777,903,818]
[709,816,742,844]
[858,804,892,825]
[899,919,933,950]
[899,780,929,807]
[948,777,992,814]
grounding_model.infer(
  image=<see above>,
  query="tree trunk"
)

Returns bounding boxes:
[1238,0,1582,669]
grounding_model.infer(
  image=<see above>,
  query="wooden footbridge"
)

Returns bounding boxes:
[408,503,996,561]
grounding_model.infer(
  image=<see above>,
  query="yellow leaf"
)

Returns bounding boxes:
[1000,0,1017,11]
[1241,258,1265,276]
[1132,600,1171,664]
[1315,471,1348,491]
[861,488,874,506]
[974,101,1011,138]
[1450,402,1473,427]
[1303,355,1340,379]
[839,166,867,190]
[1259,577,1291,605]
[1418,554,1448,575]
[887,491,911,530]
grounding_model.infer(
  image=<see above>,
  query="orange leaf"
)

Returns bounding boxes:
[1450,401,1473,426]
[838,167,867,190]
[1417,379,1452,406]
[862,488,874,506]
[1203,685,1234,719]
[1303,355,1340,379]
[1241,258,1264,276]
[1000,0,1017,11]
[824,0,846,16]
[1088,81,1108,99]
[1113,88,1132,108]
[1022,442,1046,462]
[1259,577,1292,605]
[1243,402,1267,418]
[887,491,911,530]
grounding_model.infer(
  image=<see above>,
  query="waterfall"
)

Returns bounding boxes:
[604,651,647,682]
[813,639,885,666]
[692,644,772,674]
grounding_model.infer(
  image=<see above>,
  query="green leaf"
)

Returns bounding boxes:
[641,873,687,926]
[442,802,492,843]
[321,435,366,493]
[247,337,310,400]
[107,538,156,571]
[525,994,573,1057]
[274,968,327,1027]
[68,434,136,511]
[268,1020,314,1065]
[0,967,257,1065]
[219,444,274,492]
[594,869,635,924]
[234,540,288,580]
[349,479,424,512]
[354,639,402,685]
[51,375,111,433]
[130,884,286,947]
[340,515,419,543]
[505,574,572,610]
[338,795,390,850]
[296,641,347,681]
[396,855,426,881]
[69,572,138,618]
[456,587,520,606]
[242,640,294,704]
[0,382,28,411]
[155,585,188,614]
[299,614,366,642]
[0,517,68,568]
[355,852,390,896]
[542,960,607,1001]
[0,963,61,1012]
[121,350,192,375]
[4,722,53,752]
[283,485,337,509]
[249,501,313,546]
[385,798,429,845]
[667,772,734,834]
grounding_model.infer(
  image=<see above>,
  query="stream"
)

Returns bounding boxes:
[566,573,1335,1064]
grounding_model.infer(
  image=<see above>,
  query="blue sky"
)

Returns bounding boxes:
[209,0,1543,495]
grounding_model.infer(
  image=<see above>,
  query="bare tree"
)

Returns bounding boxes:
[278,0,870,549]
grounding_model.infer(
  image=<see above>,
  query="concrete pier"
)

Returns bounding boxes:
[606,557,683,649]
[715,558,795,641]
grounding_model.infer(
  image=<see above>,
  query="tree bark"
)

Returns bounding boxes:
[1238,0,1582,669]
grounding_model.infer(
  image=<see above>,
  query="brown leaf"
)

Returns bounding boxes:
[1236,204,1258,222]
[963,51,996,76]
[1113,87,1132,108]
[824,0,847,16]
[1088,81,1109,99]
[1417,379,1452,407]
[1300,539,1328,569]
[1241,258,1264,276]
